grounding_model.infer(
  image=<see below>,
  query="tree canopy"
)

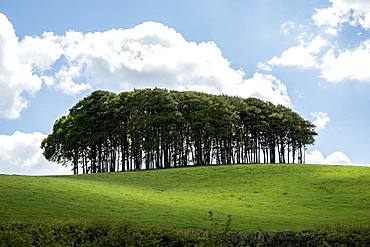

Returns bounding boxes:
[41,88,317,174]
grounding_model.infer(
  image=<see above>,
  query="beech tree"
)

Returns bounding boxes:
[41,88,317,174]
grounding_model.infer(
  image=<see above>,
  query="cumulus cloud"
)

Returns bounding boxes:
[306,149,351,165]
[313,0,370,31]
[0,13,43,119]
[227,73,292,107]
[325,151,352,164]
[52,22,247,96]
[44,22,291,106]
[311,112,330,132]
[0,131,70,175]
[310,1,370,83]
[260,36,328,70]
[0,12,293,117]
[261,32,370,85]
[261,0,370,84]
[19,32,63,71]
[320,41,370,82]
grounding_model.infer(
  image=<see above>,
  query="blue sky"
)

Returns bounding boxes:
[1,0,369,174]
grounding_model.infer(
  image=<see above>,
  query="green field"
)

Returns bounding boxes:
[1,164,370,232]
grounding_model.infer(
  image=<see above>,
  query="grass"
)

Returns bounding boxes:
[0,164,370,232]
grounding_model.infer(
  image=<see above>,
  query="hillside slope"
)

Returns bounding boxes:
[1,164,370,231]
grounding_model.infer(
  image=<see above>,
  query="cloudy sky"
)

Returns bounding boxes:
[1,0,369,175]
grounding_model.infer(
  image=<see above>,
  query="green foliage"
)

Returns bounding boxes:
[206,211,233,246]
[41,88,317,174]
[1,221,370,246]
[1,165,370,232]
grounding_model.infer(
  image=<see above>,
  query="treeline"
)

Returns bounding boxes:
[41,88,316,174]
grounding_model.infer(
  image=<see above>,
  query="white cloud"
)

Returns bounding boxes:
[306,149,351,165]
[324,27,338,36]
[306,150,326,164]
[313,0,370,30]
[261,36,328,70]
[262,35,370,84]
[0,131,70,175]
[311,112,330,132]
[227,73,292,107]
[260,1,370,84]
[262,4,370,85]
[320,41,370,82]
[0,13,43,119]
[53,22,246,95]
[311,1,370,83]
[54,64,91,95]
[325,151,352,164]
[19,32,63,71]
[49,22,291,106]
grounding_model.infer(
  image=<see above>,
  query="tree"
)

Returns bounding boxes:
[41,88,317,174]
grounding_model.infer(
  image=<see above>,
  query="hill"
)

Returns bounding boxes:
[1,164,369,232]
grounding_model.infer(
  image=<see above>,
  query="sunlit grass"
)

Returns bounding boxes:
[1,164,370,231]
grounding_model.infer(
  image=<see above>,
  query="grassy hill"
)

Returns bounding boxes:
[1,164,370,232]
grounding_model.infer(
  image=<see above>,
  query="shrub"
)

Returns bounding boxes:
[1,221,370,246]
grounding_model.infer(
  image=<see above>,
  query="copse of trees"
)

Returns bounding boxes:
[41,88,317,174]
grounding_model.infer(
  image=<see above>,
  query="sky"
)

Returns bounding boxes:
[0,0,369,175]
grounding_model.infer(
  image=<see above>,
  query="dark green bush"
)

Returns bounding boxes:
[1,222,370,246]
